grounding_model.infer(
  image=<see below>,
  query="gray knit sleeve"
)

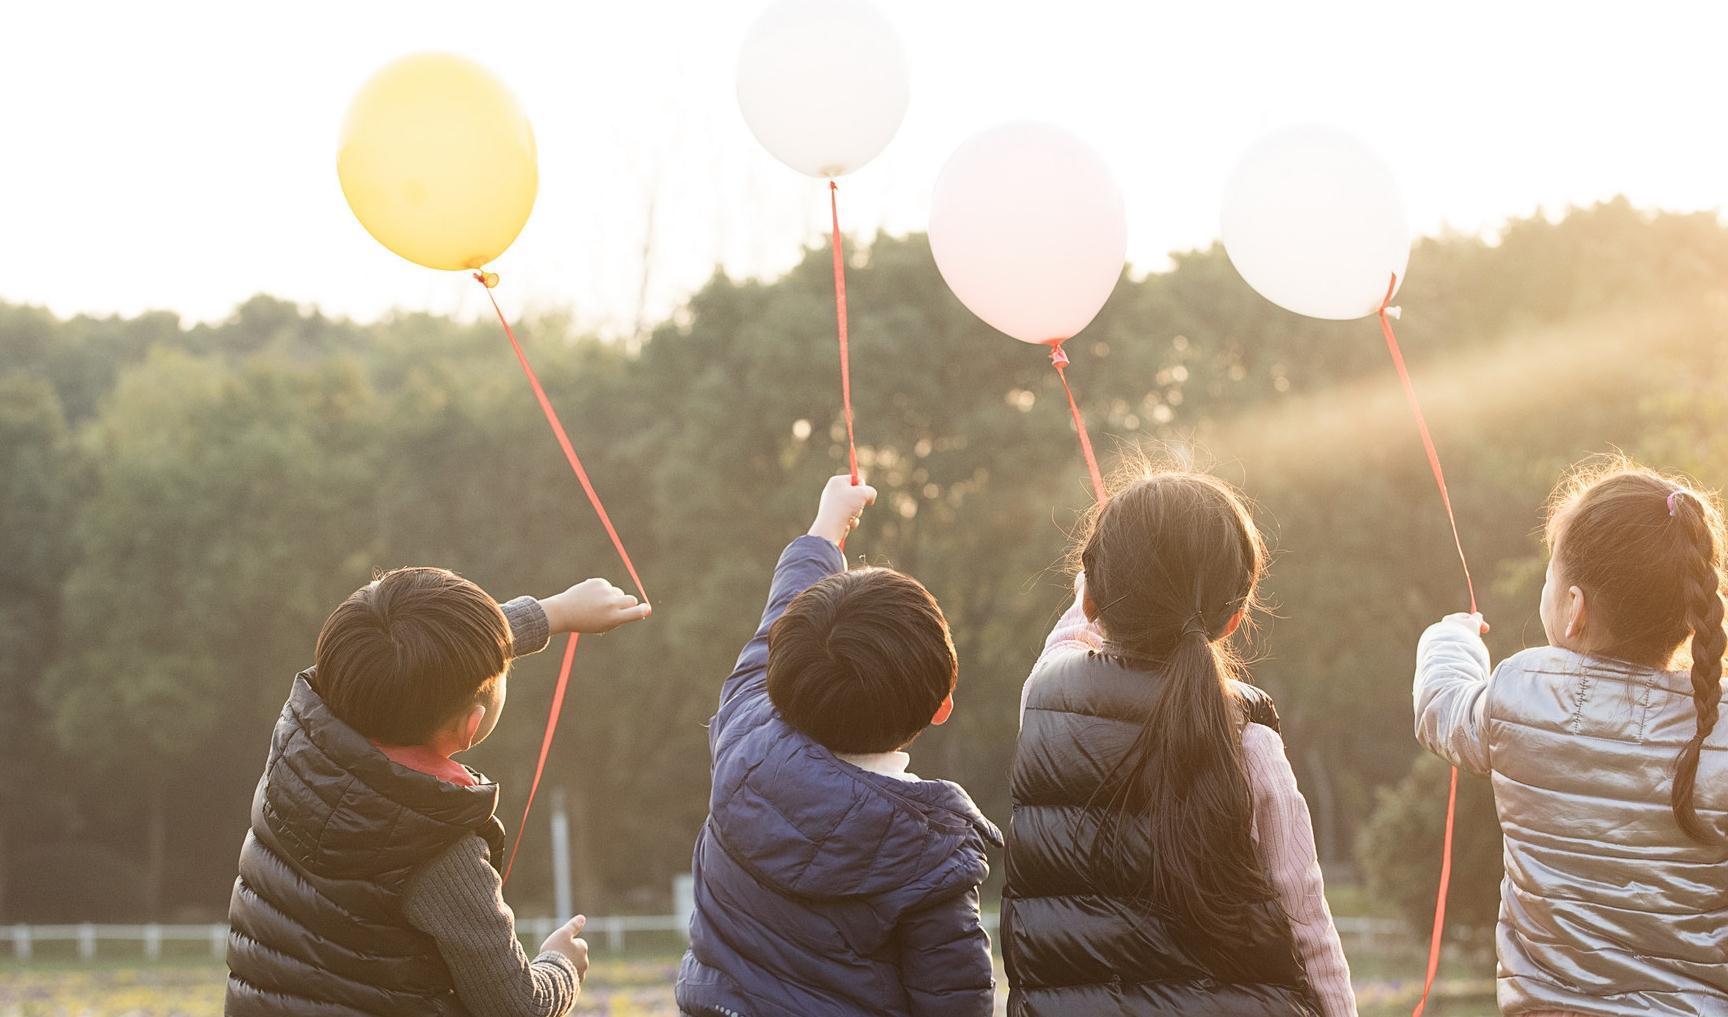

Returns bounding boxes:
[402,835,579,1017]
[500,596,552,658]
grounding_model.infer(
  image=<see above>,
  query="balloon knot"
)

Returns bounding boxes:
[1377,271,1398,315]
[1383,305,1403,321]
[1048,343,1070,369]
[473,271,500,289]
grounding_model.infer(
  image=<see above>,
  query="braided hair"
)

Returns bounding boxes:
[1667,489,1724,841]
[1548,458,1725,843]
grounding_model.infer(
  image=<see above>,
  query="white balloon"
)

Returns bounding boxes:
[1220,125,1410,320]
[929,122,1127,345]
[736,0,909,178]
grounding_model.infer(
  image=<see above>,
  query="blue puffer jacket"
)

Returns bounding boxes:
[677,536,1004,1017]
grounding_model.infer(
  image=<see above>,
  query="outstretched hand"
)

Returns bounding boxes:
[1441,611,1490,636]
[539,914,590,982]
[542,579,651,635]
[808,474,878,547]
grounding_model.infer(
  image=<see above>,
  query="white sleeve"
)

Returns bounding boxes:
[1412,619,1494,775]
[1244,725,1357,1017]
[1019,572,1105,727]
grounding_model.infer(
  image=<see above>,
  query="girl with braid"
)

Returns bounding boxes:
[1415,457,1728,1016]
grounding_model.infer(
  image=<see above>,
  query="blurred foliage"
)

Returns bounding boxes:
[1359,753,1504,937]
[2,199,1727,932]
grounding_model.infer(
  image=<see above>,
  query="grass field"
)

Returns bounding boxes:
[0,952,1495,1017]
[0,885,1496,1014]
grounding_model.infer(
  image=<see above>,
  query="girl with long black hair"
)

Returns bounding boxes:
[1002,469,1354,1017]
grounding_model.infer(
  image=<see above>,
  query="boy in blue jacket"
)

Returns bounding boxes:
[676,474,1003,1017]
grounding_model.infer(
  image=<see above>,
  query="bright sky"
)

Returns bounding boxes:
[3,1,1726,334]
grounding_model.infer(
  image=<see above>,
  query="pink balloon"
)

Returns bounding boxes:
[929,122,1126,345]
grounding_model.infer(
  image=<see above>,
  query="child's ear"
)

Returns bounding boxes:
[930,693,954,727]
[1565,585,1588,641]
[1221,609,1246,639]
[460,703,487,751]
[1082,589,1099,622]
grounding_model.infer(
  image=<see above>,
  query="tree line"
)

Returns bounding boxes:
[3,197,1726,931]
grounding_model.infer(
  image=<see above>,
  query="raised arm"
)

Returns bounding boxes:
[1412,613,1493,775]
[497,578,650,662]
[718,475,876,708]
[1043,571,1104,659]
[1019,571,1105,725]
[499,597,552,657]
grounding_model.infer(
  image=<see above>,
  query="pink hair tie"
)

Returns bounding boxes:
[1667,490,1684,517]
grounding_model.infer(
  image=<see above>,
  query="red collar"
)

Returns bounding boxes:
[372,742,476,787]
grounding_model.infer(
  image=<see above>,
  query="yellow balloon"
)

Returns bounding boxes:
[337,53,537,271]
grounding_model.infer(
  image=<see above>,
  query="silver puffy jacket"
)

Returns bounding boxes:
[1414,619,1728,1016]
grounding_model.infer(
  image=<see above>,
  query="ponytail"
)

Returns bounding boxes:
[1125,628,1270,930]
[1670,493,1724,843]
[1079,469,1276,947]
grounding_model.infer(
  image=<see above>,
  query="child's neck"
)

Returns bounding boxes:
[373,739,476,787]
[1555,636,1677,671]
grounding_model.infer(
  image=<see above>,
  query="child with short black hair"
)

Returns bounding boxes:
[676,475,1001,1017]
[765,564,958,753]
[1414,458,1728,1014]
[225,566,649,1017]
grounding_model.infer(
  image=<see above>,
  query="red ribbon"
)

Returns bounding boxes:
[1378,277,1476,614]
[830,181,860,487]
[1413,765,1461,1017]
[1378,273,1475,1017]
[502,632,577,885]
[476,274,649,885]
[1049,342,1106,504]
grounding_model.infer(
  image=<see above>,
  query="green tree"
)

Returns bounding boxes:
[41,348,379,917]
[1359,754,1503,938]
[6,199,1728,918]
[0,374,78,919]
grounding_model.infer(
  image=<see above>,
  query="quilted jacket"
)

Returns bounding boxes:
[676,536,1004,1017]
[1416,619,1728,1015]
[1003,647,1321,1017]
[225,674,506,1017]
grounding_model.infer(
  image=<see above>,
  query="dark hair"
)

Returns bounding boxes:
[1547,457,1725,843]
[766,567,957,755]
[1075,468,1273,940]
[311,567,511,745]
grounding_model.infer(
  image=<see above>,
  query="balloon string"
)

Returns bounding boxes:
[1412,766,1459,1017]
[502,632,578,885]
[477,276,649,602]
[1049,343,1106,503]
[830,181,860,488]
[476,275,649,885]
[1378,272,1473,1017]
[830,181,859,553]
[1377,275,1475,613]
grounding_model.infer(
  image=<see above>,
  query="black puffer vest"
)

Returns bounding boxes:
[1002,649,1321,1017]
[225,673,506,1017]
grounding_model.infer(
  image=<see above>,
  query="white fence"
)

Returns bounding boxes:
[0,914,1419,964]
[2,923,228,962]
[0,915,689,963]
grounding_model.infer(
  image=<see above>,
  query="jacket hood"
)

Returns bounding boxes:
[710,713,1002,901]
[262,674,501,881]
